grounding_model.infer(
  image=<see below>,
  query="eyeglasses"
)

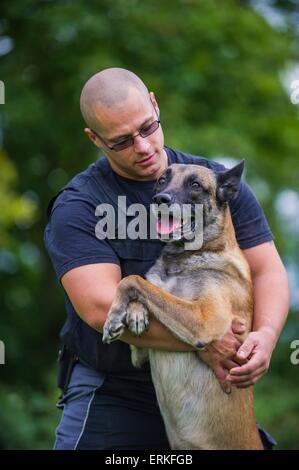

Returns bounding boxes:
[91,111,161,152]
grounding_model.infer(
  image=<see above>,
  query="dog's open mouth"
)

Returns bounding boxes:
[156,213,196,237]
[156,214,180,235]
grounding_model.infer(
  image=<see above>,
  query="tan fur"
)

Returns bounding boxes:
[103,164,263,450]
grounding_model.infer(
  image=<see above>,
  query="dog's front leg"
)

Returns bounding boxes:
[103,275,231,349]
[102,282,150,343]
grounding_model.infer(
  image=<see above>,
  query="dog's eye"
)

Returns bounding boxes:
[190,181,201,190]
[158,177,166,185]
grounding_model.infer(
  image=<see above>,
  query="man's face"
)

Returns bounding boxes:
[86,89,167,181]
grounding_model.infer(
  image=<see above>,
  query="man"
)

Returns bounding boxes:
[44,68,289,450]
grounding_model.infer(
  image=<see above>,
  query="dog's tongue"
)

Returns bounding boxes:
[156,216,181,235]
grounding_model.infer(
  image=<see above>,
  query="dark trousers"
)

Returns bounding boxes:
[54,362,170,450]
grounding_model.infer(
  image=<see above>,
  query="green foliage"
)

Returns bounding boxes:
[255,341,299,449]
[0,369,59,449]
[0,0,298,449]
[0,151,37,245]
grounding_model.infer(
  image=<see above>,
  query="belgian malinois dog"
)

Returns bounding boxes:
[103,162,263,450]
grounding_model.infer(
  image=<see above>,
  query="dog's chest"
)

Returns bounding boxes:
[151,274,182,296]
[146,253,216,299]
[146,266,200,299]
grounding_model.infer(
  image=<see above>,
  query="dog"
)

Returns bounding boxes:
[103,161,263,450]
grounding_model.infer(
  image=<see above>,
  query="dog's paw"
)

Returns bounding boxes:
[102,308,127,344]
[126,300,149,336]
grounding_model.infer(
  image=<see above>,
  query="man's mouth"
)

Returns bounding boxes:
[136,153,155,166]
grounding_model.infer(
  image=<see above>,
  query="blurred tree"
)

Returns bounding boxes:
[0,0,298,449]
[0,150,37,245]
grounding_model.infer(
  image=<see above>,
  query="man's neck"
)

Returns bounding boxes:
[108,148,168,182]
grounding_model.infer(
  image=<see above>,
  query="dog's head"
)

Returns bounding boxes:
[152,161,244,244]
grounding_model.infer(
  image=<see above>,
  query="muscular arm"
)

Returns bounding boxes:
[61,263,194,352]
[244,241,290,344]
[227,241,290,387]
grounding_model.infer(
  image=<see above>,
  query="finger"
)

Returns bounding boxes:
[229,366,265,385]
[231,354,249,366]
[231,321,246,335]
[229,356,263,376]
[213,366,232,394]
[236,377,260,388]
[228,368,264,384]
[236,337,256,360]
[221,360,240,372]
[220,381,232,394]
[235,382,254,389]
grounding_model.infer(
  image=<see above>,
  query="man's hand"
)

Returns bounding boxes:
[198,320,248,394]
[226,329,275,388]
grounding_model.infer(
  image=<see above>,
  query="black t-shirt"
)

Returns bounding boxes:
[44,146,273,375]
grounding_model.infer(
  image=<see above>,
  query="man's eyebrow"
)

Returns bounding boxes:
[109,115,153,142]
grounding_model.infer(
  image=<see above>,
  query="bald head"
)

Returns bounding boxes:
[80,68,150,133]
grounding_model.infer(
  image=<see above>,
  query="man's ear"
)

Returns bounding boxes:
[216,160,245,203]
[149,92,160,118]
[84,128,102,148]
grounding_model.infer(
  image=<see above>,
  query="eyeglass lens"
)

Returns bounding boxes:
[112,120,160,151]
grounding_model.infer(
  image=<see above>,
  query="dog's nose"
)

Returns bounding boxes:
[153,193,172,205]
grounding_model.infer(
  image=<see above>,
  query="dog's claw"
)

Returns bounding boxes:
[102,323,125,343]
[126,301,149,336]
[102,308,127,344]
[112,324,123,334]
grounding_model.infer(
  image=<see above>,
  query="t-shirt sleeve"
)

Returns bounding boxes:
[229,181,274,250]
[44,198,120,281]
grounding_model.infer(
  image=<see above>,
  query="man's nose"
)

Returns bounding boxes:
[153,193,172,205]
[133,134,150,153]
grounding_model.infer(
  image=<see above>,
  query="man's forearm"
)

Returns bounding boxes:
[119,314,195,352]
[251,267,290,346]
[91,306,194,352]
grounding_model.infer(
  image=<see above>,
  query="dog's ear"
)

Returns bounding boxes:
[216,160,245,203]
